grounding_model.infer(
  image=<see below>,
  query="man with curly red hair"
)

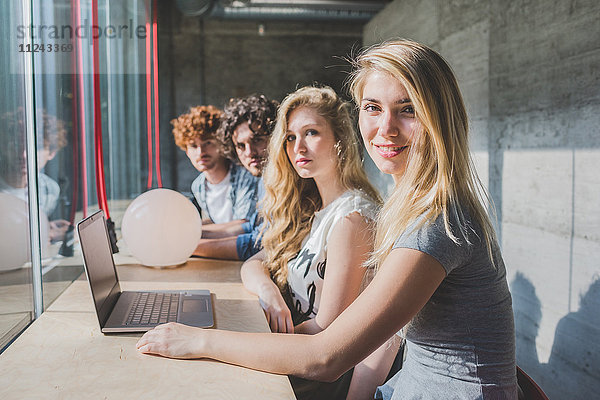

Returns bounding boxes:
[171,105,258,225]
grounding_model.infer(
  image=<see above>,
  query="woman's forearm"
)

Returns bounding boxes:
[294,318,323,335]
[139,248,447,386]
[202,329,336,381]
[346,336,402,400]
[240,252,294,333]
[240,254,274,296]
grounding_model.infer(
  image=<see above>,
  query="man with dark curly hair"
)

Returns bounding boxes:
[194,95,278,260]
[171,105,258,225]
[217,95,278,177]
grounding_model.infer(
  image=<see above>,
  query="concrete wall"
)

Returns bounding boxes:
[364,1,600,398]
[157,4,363,192]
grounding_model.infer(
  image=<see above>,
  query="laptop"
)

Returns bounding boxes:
[76,210,214,333]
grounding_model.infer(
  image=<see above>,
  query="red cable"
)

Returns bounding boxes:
[69,0,79,224]
[145,0,153,189]
[91,0,110,219]
[75,0,88,217]
[152,0,162,187]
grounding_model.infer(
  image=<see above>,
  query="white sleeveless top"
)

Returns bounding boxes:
[286,190,379,321]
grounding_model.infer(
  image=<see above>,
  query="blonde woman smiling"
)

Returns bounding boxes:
[138,41,517,400]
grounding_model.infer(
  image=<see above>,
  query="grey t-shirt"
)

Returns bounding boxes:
[376,210,517,400]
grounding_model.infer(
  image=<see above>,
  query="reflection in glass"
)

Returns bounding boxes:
[0,0,34,350]
[0,0,154,350]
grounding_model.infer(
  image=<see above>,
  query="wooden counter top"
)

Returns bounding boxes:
[0,258,296,399]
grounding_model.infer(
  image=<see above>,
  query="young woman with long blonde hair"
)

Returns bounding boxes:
[138,41,517,399]
[244,85,383,398]
[245,86,380,336]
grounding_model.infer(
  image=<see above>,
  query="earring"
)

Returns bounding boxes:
[334,140,342,157]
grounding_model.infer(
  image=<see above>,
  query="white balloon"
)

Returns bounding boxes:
[0,193,50,271]
[121,188,202,267]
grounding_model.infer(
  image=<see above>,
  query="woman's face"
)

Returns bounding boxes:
[358,71,420,182]
[285,106,338,183]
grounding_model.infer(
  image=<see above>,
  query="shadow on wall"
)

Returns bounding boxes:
[511,272,542,370]
[511,273,600,399]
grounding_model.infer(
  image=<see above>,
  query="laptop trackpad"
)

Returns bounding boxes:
[183,299,208,313]
[178,293,213,328]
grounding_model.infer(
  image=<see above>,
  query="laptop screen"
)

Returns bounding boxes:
[77,211,120,324]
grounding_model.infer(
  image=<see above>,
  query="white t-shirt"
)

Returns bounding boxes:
[205,171,233,224]
[286,189,379,322]
[0,173,59,216]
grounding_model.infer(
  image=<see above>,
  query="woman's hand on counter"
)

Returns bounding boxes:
[136,323,206,359]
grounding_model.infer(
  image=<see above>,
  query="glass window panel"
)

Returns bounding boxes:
[26,0,149,315]
[0,0,34,350]
[0,0,166,349]
[30,0,85,311]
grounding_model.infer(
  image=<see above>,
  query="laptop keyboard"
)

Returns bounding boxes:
[125,292,180,326]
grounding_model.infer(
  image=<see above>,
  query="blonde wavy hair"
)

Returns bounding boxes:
[261,86,381,289]
[349,39,497,269]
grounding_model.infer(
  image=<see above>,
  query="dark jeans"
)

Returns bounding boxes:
[289,369,354,400]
